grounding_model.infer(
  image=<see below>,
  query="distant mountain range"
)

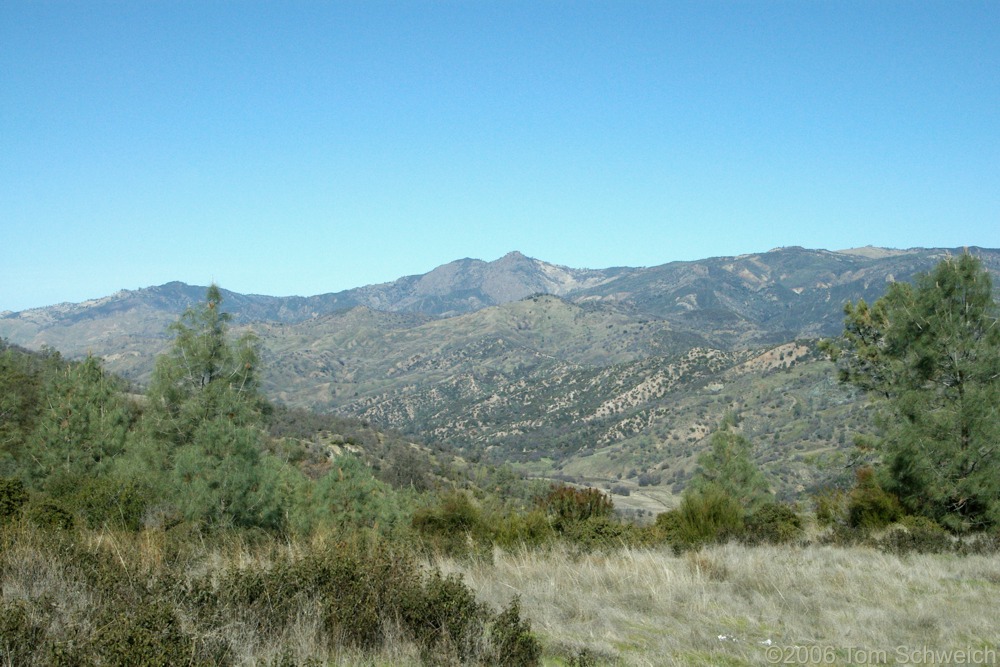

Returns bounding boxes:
[4,246,996,354]
[4,246,998,509]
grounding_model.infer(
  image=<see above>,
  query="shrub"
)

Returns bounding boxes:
[0,600,43,665]
[211,536,531,663]
[567,648,602,666]
[878,515,953,555]
[848,467,902,530]
[650,509,682,544]
[73,476,152,531]
[743,502,802,545]
[309,548,409,651]
[674,484,744,549]
[405,570,487,661]
[491,508,554,549]
[542,485,613,531]
[412,491,485,556]
[25,499,75,530]
[489,596,541,667]
[94,600,206,667]
[0,476,28,523]
[955,528,1000,556]
[561,516,633,551]
[814,488,848,527]
[637,473,660,487]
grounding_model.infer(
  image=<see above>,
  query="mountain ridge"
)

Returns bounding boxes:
[3,246,997,361]
[4,245,998,507]
[6,245,992,317]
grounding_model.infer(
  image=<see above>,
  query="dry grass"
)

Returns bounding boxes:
[438,543,1000,666]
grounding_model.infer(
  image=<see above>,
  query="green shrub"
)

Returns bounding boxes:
[405,570,487,661]
[955,528,1000,555]
[212,540,415,650]
[74,476,152,531]
[0,511,537,666]
[489,596,541,667]
[0,600,43,665]
[412,491,485,555]
[542,485,613,530]
[878,515,953,554]
[648,509,682,545]
[25,499,75,530]
[211,536,528,663]
[0,476,28,523]
[561,516,634,551]
[93,599,223,667]
[848,467,902,530]
[674,484,745,549]
[567,648,602,666]
[324,546,416,650]
[814,488,848,527]
[490,508,554,549]
[743,502,802,545]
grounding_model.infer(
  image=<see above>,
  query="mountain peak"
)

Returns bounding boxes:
[495,250,531,263]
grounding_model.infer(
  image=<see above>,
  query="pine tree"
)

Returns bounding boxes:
[826,254,1000,530]
[147,284,261,443]
[28,355,132,486]
[144,285,279,529]
[688,420,770,508]
[0,345,43,475]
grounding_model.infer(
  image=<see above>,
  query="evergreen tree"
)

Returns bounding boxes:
[28,355,132,486]
[288,455,405,536]
[826,254,1000,529]
[688,420,770,508]
[144,285,279,529]
[0,344,43,475]
[147,284,261,444]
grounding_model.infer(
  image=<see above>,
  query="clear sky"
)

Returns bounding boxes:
[2,1,998,312]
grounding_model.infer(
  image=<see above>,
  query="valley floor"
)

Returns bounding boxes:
[439,543,1000,666]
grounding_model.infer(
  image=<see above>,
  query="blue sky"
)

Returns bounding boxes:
[2,1,998,312]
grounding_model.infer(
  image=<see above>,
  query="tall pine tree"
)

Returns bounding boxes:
[144,285,280,529]
[827,254,1000,530]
